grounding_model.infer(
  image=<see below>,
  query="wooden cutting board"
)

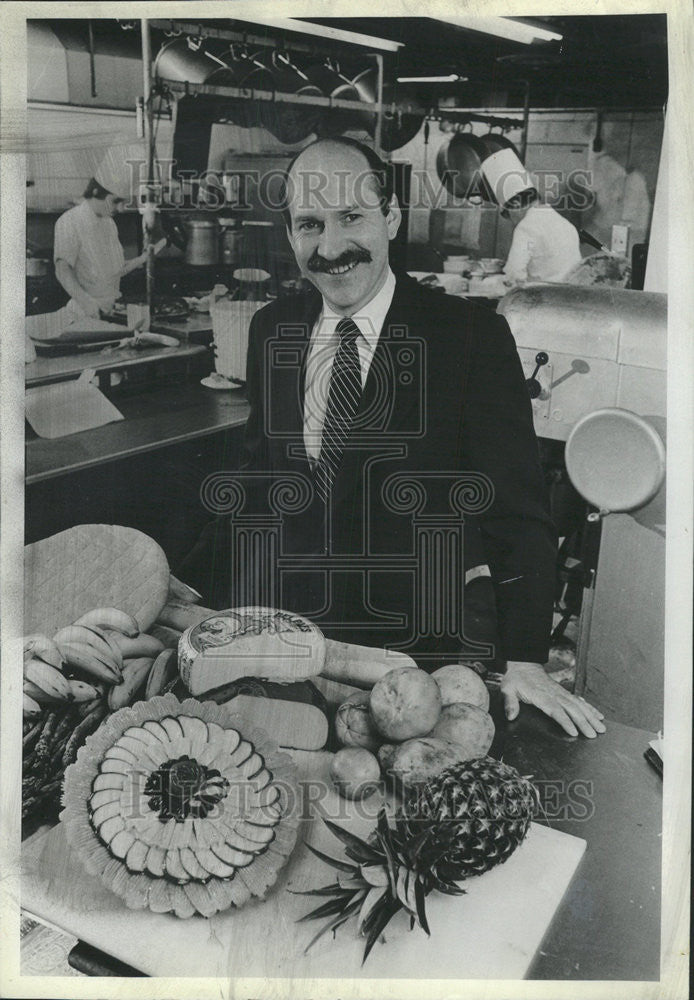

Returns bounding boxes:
[21,752,586,981]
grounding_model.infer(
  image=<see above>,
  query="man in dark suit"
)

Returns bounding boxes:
[182,136,604,738]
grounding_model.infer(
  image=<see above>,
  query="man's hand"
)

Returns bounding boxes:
[501,660,606,738]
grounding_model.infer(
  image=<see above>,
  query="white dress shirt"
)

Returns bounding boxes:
[303,268,396,464]
[504,203,582,285]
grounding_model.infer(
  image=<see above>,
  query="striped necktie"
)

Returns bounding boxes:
[314,316,362,505]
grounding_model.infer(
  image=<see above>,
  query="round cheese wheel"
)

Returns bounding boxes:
[179,607,326,695]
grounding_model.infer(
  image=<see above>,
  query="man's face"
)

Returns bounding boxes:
[285,143,401,315]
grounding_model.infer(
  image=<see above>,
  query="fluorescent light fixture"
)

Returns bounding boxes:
[398,74,468,83]
[436,16,562,45]
[238,17,402,52]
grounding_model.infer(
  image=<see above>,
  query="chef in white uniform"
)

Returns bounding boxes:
[54,142,163,319]
[481,148,582,286]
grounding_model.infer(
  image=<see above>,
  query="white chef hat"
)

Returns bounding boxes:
[94,141,149,202]
[481,148,537,208]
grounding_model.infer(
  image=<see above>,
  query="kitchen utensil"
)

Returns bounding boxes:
[153,36,231,84]
[477,130,520,198]
[304,57,360,101]
[579,228,617,255]
[256,50,323,144]
[233,267,271,301]
[219,220,246,267]
[381,108,425,151]
[436,129,488,200]
[479,128,519,158]
[303,57,363,136]
[565,407,665,514]
[350,65,377,103]
[184,217,220,266]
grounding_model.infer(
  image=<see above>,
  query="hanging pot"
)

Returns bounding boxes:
[160,213,220,266]
[303,57,360,101]
[349,70,424,149]
[350,66,377,103]
[381,108,425,152]
[256,50,323,144]
[302,58,365,137]
[436,129,489,200]
[478,128,519,159]
[477,131,521,201]
[184,217,220,267]
[154,37,232,84]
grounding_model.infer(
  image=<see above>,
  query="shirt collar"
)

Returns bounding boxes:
[319,268,396,350]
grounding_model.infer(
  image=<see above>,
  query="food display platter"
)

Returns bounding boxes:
[23,749,586,979]
[60,694,300,919]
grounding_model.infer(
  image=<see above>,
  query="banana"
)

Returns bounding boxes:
[24,678,63,704]
[24,693,42,718]
[23,634,65,670]
[108,633,165,659]
[58,641,122,685]
[145,648,178,700]
[97,629,125,672]
[73,607,140,637]
[53,625,121,670]
[148,624,183,651]
[24,657,72,701]
[66,678,101,702]
[108,657,154,711]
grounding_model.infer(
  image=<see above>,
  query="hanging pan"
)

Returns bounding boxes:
[436,127,488,200]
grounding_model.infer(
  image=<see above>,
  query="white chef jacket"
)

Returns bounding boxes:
[504,203,582,285]
[303,268,396,464]
[54,199,125,307]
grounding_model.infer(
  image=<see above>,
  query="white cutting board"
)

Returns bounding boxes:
[21,753,586,980]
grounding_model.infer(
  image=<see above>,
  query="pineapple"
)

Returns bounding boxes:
[402,757,540,884]
[295,756,539,963]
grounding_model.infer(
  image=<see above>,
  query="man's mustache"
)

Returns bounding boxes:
[307,248,372,273]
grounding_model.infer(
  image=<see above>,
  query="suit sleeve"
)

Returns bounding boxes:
[460,310,557,664]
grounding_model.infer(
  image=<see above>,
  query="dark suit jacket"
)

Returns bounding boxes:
[181,272,556,667]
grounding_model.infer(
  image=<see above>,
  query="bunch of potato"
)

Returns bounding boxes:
[331,663,495,795]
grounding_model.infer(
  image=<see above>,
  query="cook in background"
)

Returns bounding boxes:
[54,142,165,320]
[482,149,582,287]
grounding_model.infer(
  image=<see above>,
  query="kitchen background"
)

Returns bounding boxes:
[25,16,667,311]
[23,15,668,734]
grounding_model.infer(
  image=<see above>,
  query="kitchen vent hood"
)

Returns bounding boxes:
[28,20,143,109]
